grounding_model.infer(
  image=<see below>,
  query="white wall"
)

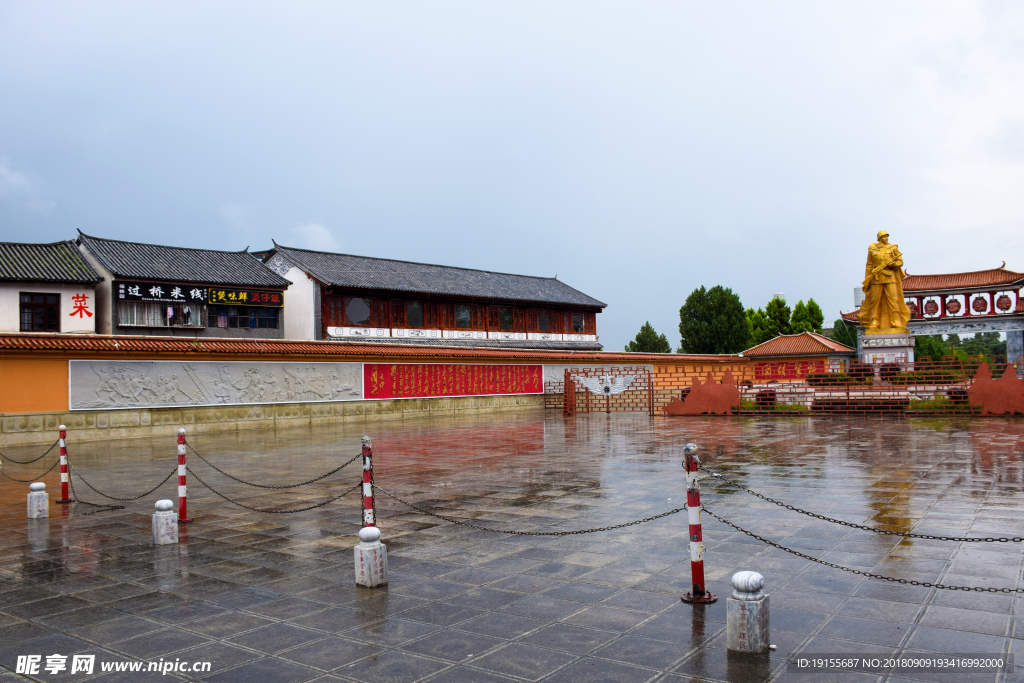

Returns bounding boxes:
[0,283,98,333]
[281,265,316,340]
[77,244,113,334]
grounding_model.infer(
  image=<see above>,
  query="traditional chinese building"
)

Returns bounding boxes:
[0,241,103,334]
[77,232,291,338]
[258,244,606,350]
[740,332,856,382]
[843,263,1024,367]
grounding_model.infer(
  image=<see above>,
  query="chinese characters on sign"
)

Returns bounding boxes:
[115,280,207,304]
[754,360,826,381]
[207,288,283,307]
[69,293,92,318]
[363,363,543,399]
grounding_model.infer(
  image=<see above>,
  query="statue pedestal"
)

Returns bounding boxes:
[859,333,915,365]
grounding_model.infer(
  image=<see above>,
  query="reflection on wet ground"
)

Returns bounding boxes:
[1,411,1023,682]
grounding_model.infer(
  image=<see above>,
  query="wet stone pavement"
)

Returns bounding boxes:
[1,410,1023,683]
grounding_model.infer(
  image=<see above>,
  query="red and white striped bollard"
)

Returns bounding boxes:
[354,435,387,587]
[681,443,717,604]
[177,429,193,523]
[361,436,375,526]
[57,424,71,504]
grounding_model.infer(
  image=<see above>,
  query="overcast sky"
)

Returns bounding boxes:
[1,2,1022,349]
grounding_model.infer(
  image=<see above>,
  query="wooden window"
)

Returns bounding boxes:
[344,297,373,325]
[406,301,424,328]
[455,304,472,329]
[20,293,60,332]
[498,307,513,331]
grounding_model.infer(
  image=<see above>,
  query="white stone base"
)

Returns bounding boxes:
[27,491,48,519]
[727,595,770,653]
[354,528,388,587]
[860,333,915,365]
[152,510,179,545]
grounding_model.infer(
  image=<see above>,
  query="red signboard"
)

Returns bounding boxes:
[364,363,543,399]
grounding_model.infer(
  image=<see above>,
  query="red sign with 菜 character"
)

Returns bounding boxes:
[364,363,543,399]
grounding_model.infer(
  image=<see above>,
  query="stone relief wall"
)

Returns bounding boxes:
[70,361,362,410]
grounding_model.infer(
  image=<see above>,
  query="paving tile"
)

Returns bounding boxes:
[278,636,380,670]
[203,657,319,683]
[336,650,448,683]
[185,611,275,638]
[591,634,685,670]
[290,606,382,633]
[501,595,586,621]
[401,602,486,626]
[226,622,324,654]
[113,628,211,658]
[520,623,618,655]
[817,615,911,647]
[543,658,655,683]
[458,612,546,639]
[470,642,577,680]
[400,629,504,662]
[343,617,439,647]
[561,605,650,632]
[906,625,1008,654]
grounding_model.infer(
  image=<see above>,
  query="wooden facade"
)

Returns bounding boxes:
[321,290,598,338]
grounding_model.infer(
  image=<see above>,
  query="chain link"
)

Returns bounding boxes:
[0,458,60,483]
[68,461,177,502]
[67,469,124,515]
[0,441,58,465]
[188,444,359,490]
[372,484,688,536]
[186,465,360,514]
[700,465,1023,543]
[701,505,1024,593]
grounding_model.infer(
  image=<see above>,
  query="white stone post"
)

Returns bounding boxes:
[727,571,770,654]
[354,526,388,587]
[27,482,49,519]
[152,499,179,545]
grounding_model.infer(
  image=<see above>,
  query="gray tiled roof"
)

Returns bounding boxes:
[270,244,606,308]
[79,233,290,288]
[0,241,103,284]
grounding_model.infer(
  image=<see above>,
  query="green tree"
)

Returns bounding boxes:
[914,334,953,362]
[678,285,750,354]
[790,299,824,333]
[806,298,824,332]
[765,296,791,336]
[956,332,1007,363]
[746,307,777,347]
[625,321,671,353]
[830,318,858,349]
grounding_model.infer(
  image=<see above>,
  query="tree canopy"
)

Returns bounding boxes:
[829,318,859,349]
[625,321,671,353]
[678,285,750,354]
[790,298,824,333]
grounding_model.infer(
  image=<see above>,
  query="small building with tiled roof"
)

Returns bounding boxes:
[741,332,856,382]
[77,232,291,339]
[0,241,103,334]
[260,243,606,350]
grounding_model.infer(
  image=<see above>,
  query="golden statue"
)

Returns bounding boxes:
[858,230,911,334]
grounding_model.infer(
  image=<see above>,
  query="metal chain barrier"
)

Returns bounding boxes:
[701,505,1024,594]
[67,469,124,515]
[0,441,59,465]
[68,461,178,502]
[373,484,689,536]
[700,465,1023,543]
[188,444,360,490]
[0,459,60,483]
[186,465,360,514]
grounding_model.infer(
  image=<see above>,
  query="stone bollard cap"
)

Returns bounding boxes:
[358,526,381,543]
[59,424,66,430]
[155,499,174,511]
[731,571,766,600]
[29,482,46,491]
[361,435,372,446]
[177,428,186,435]
[684,443,698,455]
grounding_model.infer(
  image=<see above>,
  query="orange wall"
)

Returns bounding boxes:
[0,358,68,413]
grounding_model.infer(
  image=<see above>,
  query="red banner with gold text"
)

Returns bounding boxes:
[363,363,543,400]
